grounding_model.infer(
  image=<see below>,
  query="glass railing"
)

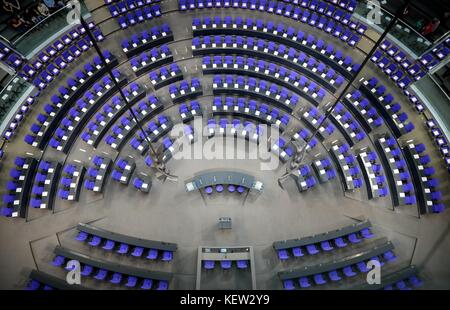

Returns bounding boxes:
[354,0,432,58]
[0,74,31,126]
[10,1,90,58]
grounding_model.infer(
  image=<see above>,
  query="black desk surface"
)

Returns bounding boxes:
[273,220,371,250]
[193,27,354,80]
[359,84,402,138]
[38,57,119,150]
[77,222,178,252]
[278,241,394,280]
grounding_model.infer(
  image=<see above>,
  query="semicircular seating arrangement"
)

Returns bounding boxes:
[0,0,449,292]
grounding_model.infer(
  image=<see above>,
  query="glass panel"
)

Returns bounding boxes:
[354,0,431,57]
[0,74,31,126]
[9,1,90,57]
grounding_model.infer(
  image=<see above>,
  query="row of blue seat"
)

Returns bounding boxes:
[29,161,61,210]
[330,101,366,146]
[130,44,172,75]
[112,157,136,185]
[121,23,172,56]
[357,150,389,199]
[203,259,249,270]
[203,55,331,102]
[80,83,145,147]
[3,96,36,141]
[360,77,415,136]
[1,157,38,218]
[343,90,383,132]
[425,119,450,174]
[301,106,335,141]
[84,156,112,193]
[169,78,203,103]
[295,164,317,191]
[129,115,173,155]
[330,142,363,191]
[58,163,85,201]
[48,70,126,153]
[104,96,163,151]
[191,18,361,78]
[75,229,173,261]
[207,118,264,143]
[419,37,450,71]
[179,101,203,123]
[311,157,337,183]
[52,252,168,289]
[183,0,365,48]
[149,63,183,90]
[283,248,396,289]
[212,96,290,132]
[109,3,162,29]
[277,225,374,259]
[213,74,299,112]
[402,142,444,214]
[24,56,120,149]
[20,23,103,82]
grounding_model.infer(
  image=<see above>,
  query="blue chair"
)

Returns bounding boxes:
[361,228,374,239]
[94,269,108,280]
[75,231,88,241]
[27,280,41,290]
[162,251,173,262]
[204,260,215,270]
[283,279,295,290]
[221,260,232,270]
[52,255,65,267]
[131,247,144,257]
[335,237,347,248]
[348,233,361,244]
[278,249,289,260]
[141,279,153,290]
[292,247,304,257]
[356,262,368,273]
[396,280,410,290]
[299,277,311,288]
[88,236,102,247]
[125,276,138,288]
[205,186,213,194]
[81,265,93,276]
[157,281,168,290]
[306,244,319,255]
[329,270,342,281]
[321,241,334,251]
[237,260,248,269]
[313,274,327,285]
[409,276,423,288]
[147,249,158,260]
[383,251,397,262]
[343,266,357,277]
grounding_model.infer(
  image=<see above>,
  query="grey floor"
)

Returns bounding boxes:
[0,1,450,290]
